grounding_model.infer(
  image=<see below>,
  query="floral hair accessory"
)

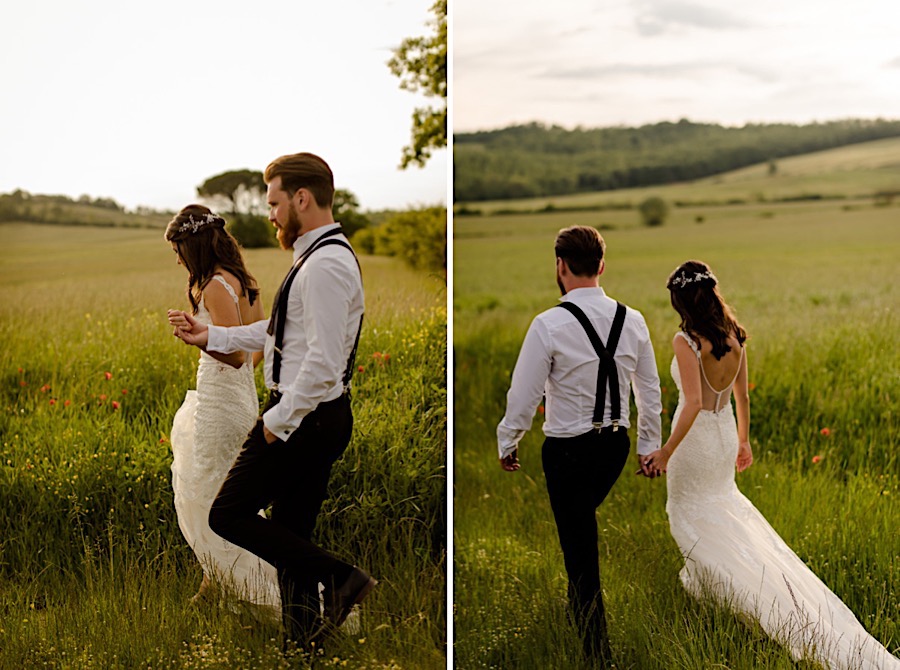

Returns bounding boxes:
[669,269,717,289]
[178,212,221,234]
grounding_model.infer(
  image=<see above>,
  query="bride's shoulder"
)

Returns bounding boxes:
[673,330,702,355]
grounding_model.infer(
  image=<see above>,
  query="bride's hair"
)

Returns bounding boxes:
[667,260,747,360]
[164,204,260,315]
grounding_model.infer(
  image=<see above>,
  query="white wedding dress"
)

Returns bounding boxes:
[170,275,280,611]
[666,331,899,670]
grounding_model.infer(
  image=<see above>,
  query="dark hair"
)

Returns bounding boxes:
[666,260,747,360]
[264,152,335,208]
[555,225,606,277]
[164,204,260,314]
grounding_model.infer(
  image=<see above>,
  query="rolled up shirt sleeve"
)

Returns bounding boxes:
[207,320,269,354]
[263,255,357,440]
[631,317,662,456]
[497,317,551,460]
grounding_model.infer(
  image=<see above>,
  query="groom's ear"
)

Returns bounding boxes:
[598,260,605,276]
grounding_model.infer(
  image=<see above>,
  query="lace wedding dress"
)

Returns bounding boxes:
[170,275,280,610]
[665,331,899,670]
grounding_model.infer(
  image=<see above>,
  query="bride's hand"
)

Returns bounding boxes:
[168,309,194,332]
[736,441,753,472]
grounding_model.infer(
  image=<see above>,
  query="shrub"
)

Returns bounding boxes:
[638,196,669,227]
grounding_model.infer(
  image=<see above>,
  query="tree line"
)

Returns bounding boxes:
[454,118,900,202]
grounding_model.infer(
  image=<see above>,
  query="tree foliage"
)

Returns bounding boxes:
[454,118,900,202]
[333,188,372,239]
[197,169,266,215]
[388,0,447,169]
[638,196,669,227]
[353,206,446,275]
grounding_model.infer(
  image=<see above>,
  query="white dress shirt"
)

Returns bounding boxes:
[207,223,364,440]
[497,286,662,459]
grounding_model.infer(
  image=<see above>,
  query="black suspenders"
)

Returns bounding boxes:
[556,301,627,431]
[267,228,363,391]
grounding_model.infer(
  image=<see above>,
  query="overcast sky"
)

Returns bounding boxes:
[454,0,900,132]
[0,0,446,212]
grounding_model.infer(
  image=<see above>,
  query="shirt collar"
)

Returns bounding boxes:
[559,286,606,302]
[292,222,342,262]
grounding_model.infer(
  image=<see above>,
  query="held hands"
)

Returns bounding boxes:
[641,447,671,478]
[499,449,520,472]
[167,310,209,348]
[736,441,753,472]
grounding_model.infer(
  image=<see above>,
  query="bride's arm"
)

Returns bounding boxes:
[202,280,246,369]
[734,347,752,472]
[645,335,703,473]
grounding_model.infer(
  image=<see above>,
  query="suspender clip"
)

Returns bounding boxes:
[612,421,620,432]
[592,422,604,432]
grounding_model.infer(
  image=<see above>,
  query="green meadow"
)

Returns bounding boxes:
[0,223,446,669]
[454,146,899,668]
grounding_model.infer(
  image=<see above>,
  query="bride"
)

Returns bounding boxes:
[164,204,279,611]
[643,260,899,670]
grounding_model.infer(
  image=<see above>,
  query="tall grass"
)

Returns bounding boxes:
[454,201,899,668]
[0,223,446,669]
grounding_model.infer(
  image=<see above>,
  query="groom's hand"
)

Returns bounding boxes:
[263,426,280,444]
[499,449,520,472]
[168,310,209,348]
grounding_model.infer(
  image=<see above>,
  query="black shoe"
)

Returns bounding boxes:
[324,566,377,627]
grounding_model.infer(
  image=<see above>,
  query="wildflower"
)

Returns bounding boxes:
[383,353,390,362]
[19,381,27,387]
[40,384,50,393]
[64,400,71,407]
[812,455,822,464]
[159,437,168,444]
[104,372,112,381]
[17,367,23,374]
[358,366,364,373]
[99,394,107,402]
[372,352,383,359]
[661,386,668,394]
[820,427,831,437]
[112,401,120,410]
[748,382,757,391]
[537,405,545,415]
[121,389,128,395]
[49,399,56,406]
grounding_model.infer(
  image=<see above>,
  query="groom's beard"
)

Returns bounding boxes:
[277,204,302,250]
[556,268,567,296]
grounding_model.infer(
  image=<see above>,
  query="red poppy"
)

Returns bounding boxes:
[99,394,107,402]
[820,427,831,437]
[748,382,757,391]
[17,367,23,374]
[159,437,168,444]
[112,401,120,410]
[372,352,382,359]
[383,354,390,362]
[358,366,364,373]
[104,372,112,380]
[49,399,56,406]
[40,384,50,393]
[812,455,822,464]
[121,389,128,395]
[64,400,71,407]
[19,381,27,387]
[537,405,545,415]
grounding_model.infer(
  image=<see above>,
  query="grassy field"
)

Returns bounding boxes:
[456,136,900,214]
[453,191,899,668]
[0,223,446,669]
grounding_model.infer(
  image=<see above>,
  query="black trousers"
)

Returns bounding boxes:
[542,427,630,664]
[208,392,354,645]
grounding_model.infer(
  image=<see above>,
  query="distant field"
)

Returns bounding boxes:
[454,194,899,667]
[0,223,447,669]
[457,136,900,214]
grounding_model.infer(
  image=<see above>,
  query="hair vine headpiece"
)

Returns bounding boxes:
[178,212,221,234]
[669,269,717,289]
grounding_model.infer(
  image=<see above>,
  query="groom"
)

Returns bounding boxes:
[170,152,375,648]
[497,225,662,666]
